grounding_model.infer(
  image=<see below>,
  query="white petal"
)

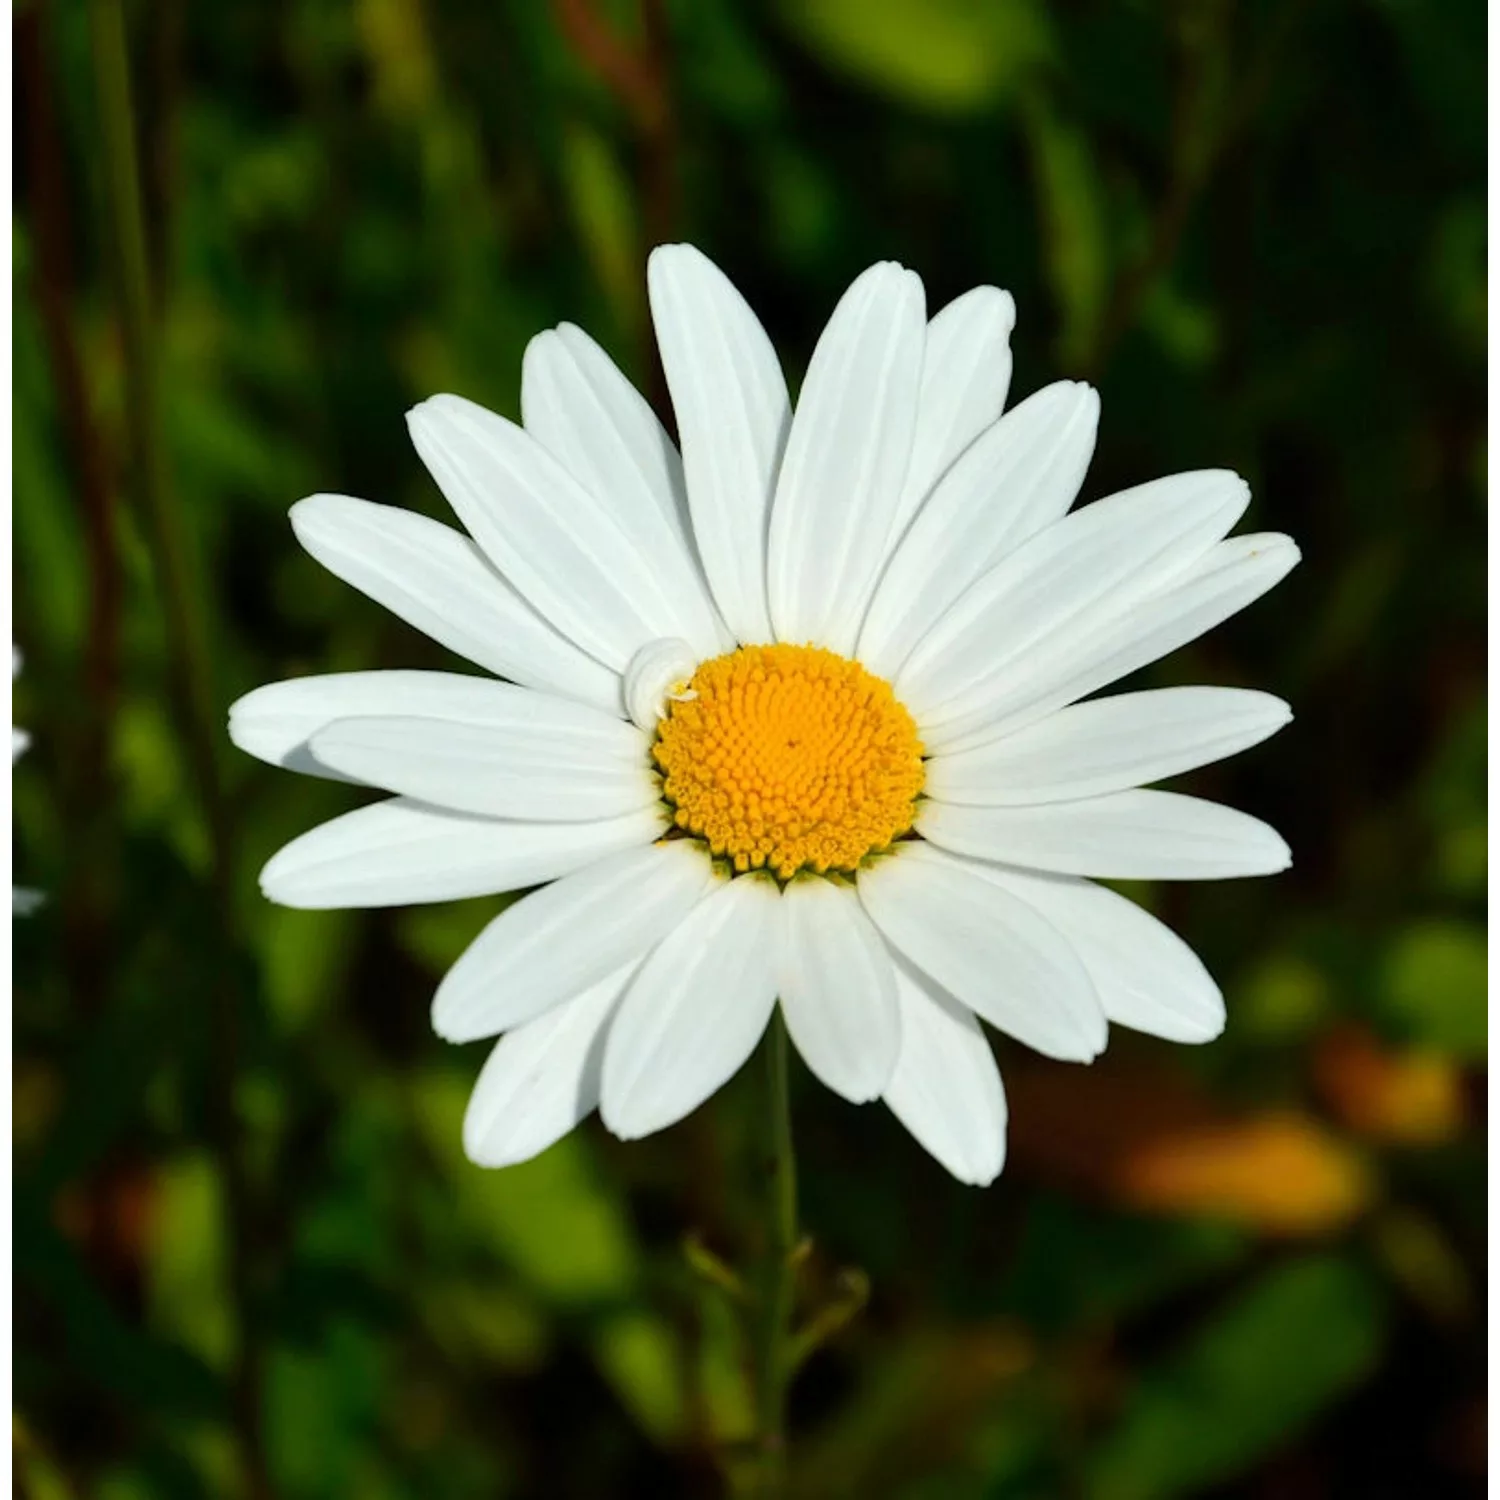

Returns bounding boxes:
[229,670,633,785]
[521,325,730,657]
[648,245,790,644]
[433,841,717,1042]
[899,470,1251,724]
[290,494,620,714]
[601,872,780,1139]
[523,324,689,546]
[918,789,1291,880]
[13,727,30,763]
[893,285,1016,542]
[462,968,630,1168]
[767,263,926,654]
[920,532,1302,756]
[859,382,1099,679]
[230,670,572,783]
[975,868,1224,1043]
[407,394,688,669]
[259,798,665,909]
[924,687,1292,806]
[777,876,900,1104]
[309,703,654,822]
[857,843,1105,1061]
[884,962,1007,1186]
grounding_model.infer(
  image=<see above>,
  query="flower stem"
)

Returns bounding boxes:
[753,1010,799,1495]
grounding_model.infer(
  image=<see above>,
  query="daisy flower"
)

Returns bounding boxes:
[231,247,1298,1186]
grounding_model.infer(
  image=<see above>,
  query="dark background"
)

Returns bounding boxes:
[13,1,1486,1496]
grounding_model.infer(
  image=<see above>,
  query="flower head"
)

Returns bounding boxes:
[654,643,924,879]
[232,247,1298,1185]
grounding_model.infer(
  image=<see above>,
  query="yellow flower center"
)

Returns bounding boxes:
[654,644,924,880]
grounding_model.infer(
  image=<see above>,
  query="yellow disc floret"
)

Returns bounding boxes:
[654,644,924,880]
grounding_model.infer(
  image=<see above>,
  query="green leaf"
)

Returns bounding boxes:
[12,246,88,655]
[1018,89,1109,367]
[776,0,1050,115]
[1088,1255,1386,1500]
[412,1068,639,1300]
[418,1279,551,1371]
[694,1281,755,1444]
[1379,921,1487,1059]
[15,1206,223,1422]
[592,1306,687,1445]
[1235,953,1333,1042]
[409,1069,687,1441]
[260,907,362,1031]
[267,1320,388,1498]
[995,1197,1245,1337]
[1416,699,1486,897]
[1140,279,1220,368]
[146,1154,234,1374]
[561,123,641,345]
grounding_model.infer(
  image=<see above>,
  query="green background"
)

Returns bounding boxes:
[13,0,1485,1496]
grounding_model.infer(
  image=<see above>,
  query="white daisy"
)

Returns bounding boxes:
[231,246,1299,1186]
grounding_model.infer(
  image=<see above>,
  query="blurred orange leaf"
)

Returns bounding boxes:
[1314,1024,1465,1145]
[1114,1111,1374,1236]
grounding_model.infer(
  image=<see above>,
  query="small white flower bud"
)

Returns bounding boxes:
[623,637,700,731]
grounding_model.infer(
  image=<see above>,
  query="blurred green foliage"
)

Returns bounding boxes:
[12,0,1484,1496]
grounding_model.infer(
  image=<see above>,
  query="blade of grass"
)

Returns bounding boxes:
[87,2,268,1491]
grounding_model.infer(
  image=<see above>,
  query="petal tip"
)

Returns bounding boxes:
[1256,532,1301,566]
[288,491,362,550]
[257,865,295,908]
[647,241,709,288]
[461,1127,531,1171]
[597,1097,648,1143]
[406,392,468,434]
[288,492,330,525]
[258,840,333,909]
[430,992,467,1046]
[960,1158,1005,1188]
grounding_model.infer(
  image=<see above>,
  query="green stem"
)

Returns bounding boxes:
[88,4,267,1494]
[753,1011,800,1495]
[88,0,220,800]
